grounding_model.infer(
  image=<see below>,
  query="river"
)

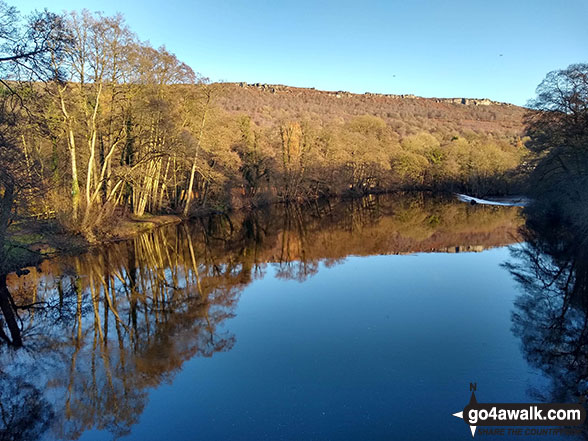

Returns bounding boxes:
[1,193,584,440]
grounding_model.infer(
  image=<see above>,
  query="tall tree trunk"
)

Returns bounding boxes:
[83,83,103,229]
[184,92,211,217]
[59,88,81,221]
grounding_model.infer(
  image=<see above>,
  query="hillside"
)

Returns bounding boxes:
[216,82,527,137]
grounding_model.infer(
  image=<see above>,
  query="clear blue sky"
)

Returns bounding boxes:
[16,0,588,105]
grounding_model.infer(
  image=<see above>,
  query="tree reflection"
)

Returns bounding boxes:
[505,211,588,432]
[0,274,22,347]
[0,225,241,440]
[0,193,524,440]
[0,372,53,441]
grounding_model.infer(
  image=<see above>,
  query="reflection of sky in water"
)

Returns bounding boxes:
[92,247,549,441]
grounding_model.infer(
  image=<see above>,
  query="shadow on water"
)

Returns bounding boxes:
[0,193,524,440]
[505,207,588,437]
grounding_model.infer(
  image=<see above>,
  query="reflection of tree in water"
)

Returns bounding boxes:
[505,212,588,434]
[0,193,525,440]
[0,274,23,348]
[0,224,243,440]
[274,203,318,282]
[0,372,53,441]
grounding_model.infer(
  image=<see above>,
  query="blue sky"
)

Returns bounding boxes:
[16,0,588,105]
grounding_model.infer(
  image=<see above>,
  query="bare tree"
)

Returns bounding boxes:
[0,1,70,272]
[525,63,588,206]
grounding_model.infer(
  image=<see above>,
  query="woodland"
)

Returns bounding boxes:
[0,3,585,271]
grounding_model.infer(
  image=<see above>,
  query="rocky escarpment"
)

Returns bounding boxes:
[234,82,512,107]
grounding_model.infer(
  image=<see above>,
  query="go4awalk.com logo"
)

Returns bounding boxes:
[452,384,586,437]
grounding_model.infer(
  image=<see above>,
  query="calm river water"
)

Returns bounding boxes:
[1,193,584,440]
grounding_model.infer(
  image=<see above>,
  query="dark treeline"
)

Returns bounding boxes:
[0,2,529,254]
[524,63,588,231]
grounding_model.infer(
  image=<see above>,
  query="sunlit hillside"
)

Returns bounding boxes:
[217,82,527,137]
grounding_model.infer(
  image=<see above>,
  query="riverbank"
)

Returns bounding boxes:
[3,190,527,275]
[3,214,182,274]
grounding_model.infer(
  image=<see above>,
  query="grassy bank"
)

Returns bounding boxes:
[3,214,182,274]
